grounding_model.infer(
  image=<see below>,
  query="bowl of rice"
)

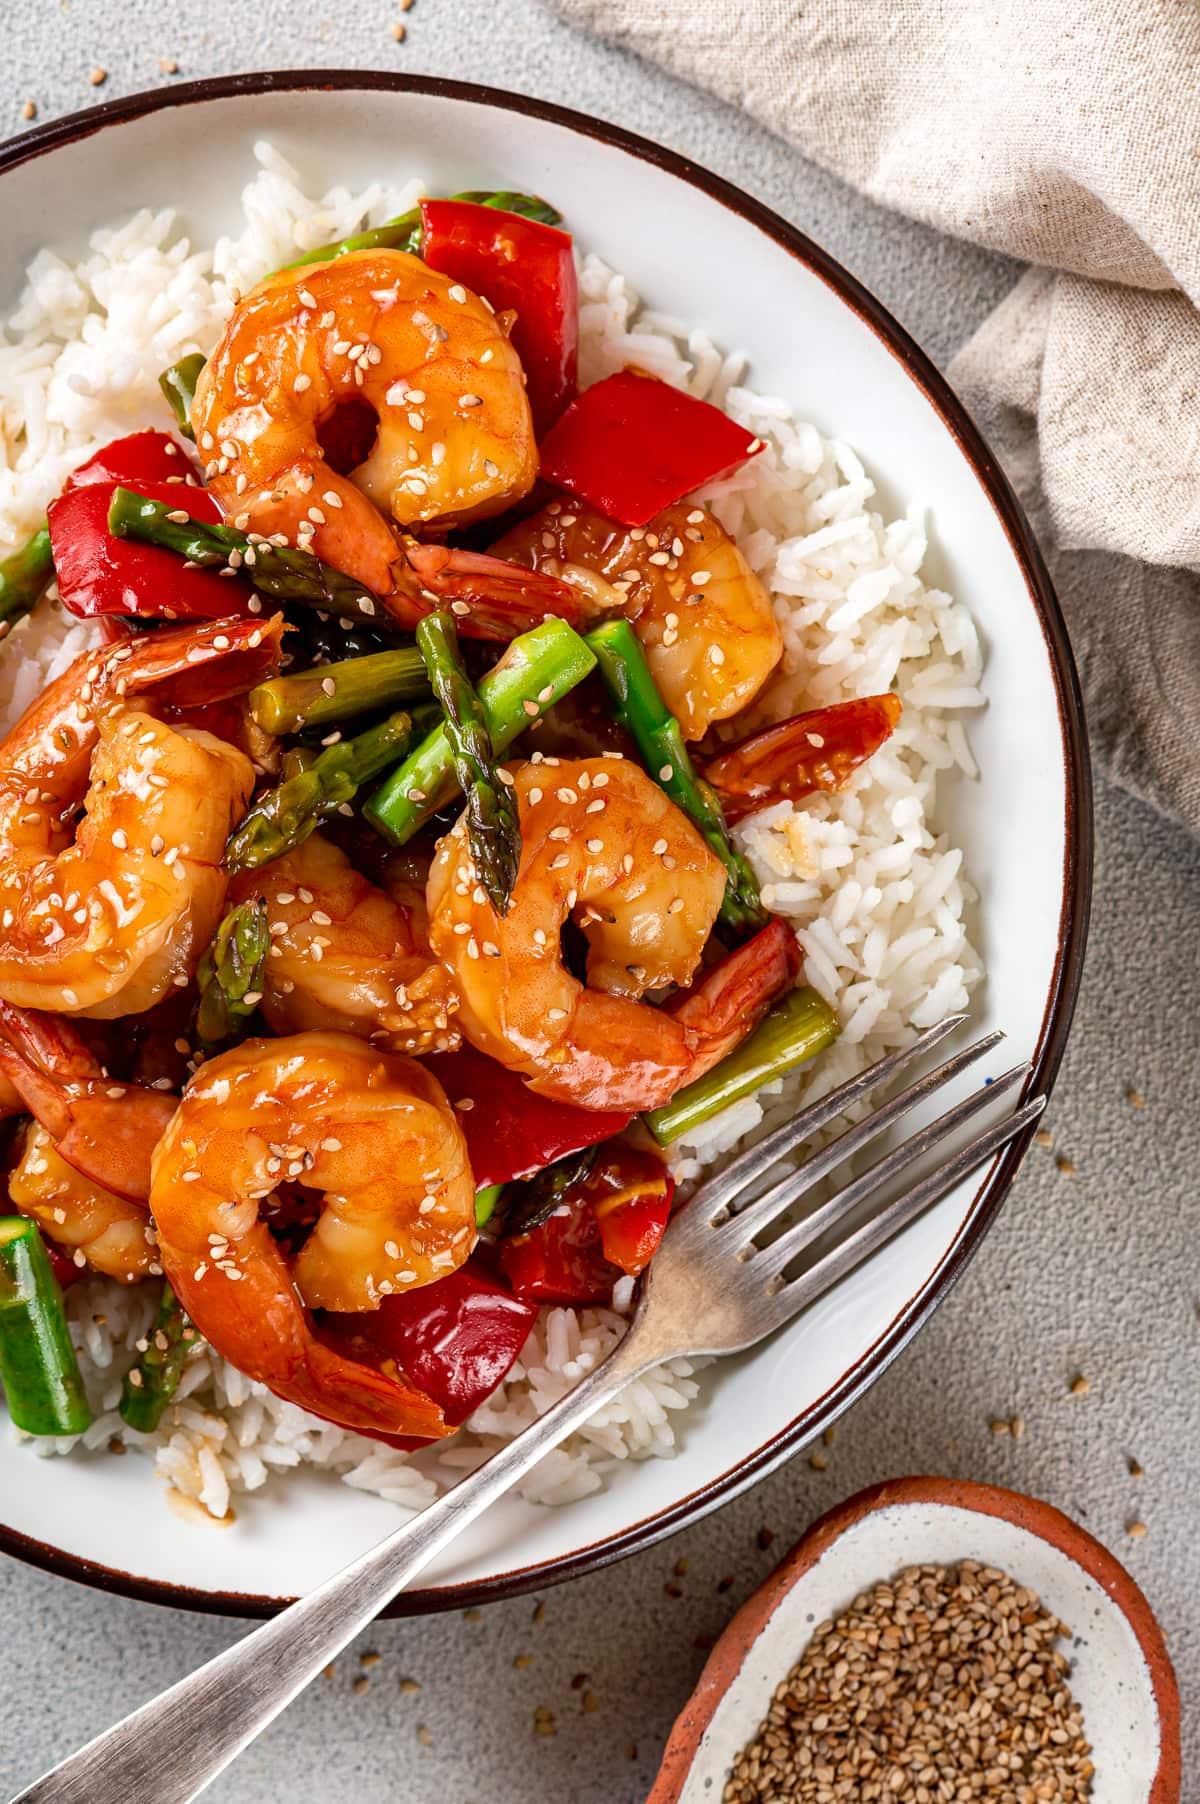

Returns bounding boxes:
[0,72,1090,1615]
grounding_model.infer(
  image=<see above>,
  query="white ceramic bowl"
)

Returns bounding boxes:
[650,1478,1180,1804]
[0,74,1090,1615]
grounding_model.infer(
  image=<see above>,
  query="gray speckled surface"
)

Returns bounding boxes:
[1,6,1196,1799]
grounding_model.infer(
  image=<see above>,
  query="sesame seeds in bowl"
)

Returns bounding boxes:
[650,1479,1179,1804]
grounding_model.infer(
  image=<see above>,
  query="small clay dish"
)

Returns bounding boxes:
[650,1476,1180,1804]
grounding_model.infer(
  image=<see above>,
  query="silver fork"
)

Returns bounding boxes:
[12,1015,1044,1804]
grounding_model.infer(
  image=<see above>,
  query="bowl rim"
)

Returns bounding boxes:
[649,1475,1181,1804]
[0,69,1093,1619]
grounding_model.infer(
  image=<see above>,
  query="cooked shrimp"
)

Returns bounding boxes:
[0,616,281,1017]
[151,1032,476,1437]
[493,499,782,739]
[228,833,460,1056]
[192,251,575,639]
[0,1001,175,1202]
[9,1124,158,1284]
[426,756,798,1110]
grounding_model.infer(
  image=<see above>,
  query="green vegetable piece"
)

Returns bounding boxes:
[283,189,562,271]
[586,618,767,939]
[500,1146,598,1240]
[365,618,597,846]
[418,609,521,914]
[106,488,397,635]
[474,1184,505,1229]
[248,646,429,736]
[226,706,435,872]
[0,1217,91,1436]
[119,1283,191,1434]
[644,987,840,1146]
[0,524,54,637]
[158,353,207,441]
[195,898,270,1044]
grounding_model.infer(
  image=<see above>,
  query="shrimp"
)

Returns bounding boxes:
[192,251,576,639]
[151,1032,476,1437]
[9,1125,159,1284]
[0,616,282,1017]
[426,756,798,1110]
[228,833,460,1056]
[492,498,783,739]
[0,1001,175,1201]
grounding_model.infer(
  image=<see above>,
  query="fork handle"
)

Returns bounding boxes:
[11,1315,665,1804]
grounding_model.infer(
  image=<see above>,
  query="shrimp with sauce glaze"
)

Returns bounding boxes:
[228,833,459,1056]
[151,1031,476,1436]
[426,756,799,1111]
[0,1001,174,1282]
[0,616,282,1017]
[493,499,782,739]
[192,251,576,639]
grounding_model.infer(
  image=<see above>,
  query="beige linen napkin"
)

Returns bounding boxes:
[549,0,1200,828]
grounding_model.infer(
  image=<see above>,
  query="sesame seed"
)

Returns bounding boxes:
[294,373,312,394]
[659,764,673,781]
[459,393,483,408]
[448,285,468,304]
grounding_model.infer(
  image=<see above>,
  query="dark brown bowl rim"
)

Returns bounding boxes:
[0,69,1092,1620]
[649,1476,1181,1804]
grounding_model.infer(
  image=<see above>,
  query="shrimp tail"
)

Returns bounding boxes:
[672,918,802,1075]
[0,1001,174,1202]
[390,539,582,641]
[120,612,285,710]
[163,1219,452,1441]
[306,1336,450,1442]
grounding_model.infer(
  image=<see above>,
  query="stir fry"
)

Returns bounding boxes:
[0,187,905,1449]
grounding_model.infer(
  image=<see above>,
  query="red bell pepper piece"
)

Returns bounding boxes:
[42,1234,83,1292]
[500,1198,614,1306]
[537,370,762,528]
[588,1149,674,1277]
[703,694,903,823]
[48,430,254,623]
[426,1043,631,1187]
[419,199,579,432]
[501,1146,674,1304]
[362,1263,537,1427]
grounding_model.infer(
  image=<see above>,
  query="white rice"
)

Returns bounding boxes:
[1,145,982,1522]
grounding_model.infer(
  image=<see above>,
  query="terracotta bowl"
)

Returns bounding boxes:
[650,1476,1180,1804]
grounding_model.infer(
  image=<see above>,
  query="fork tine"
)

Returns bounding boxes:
[752,1062,1030,1283]
[721,1034,1013,1251]
[690,1013,979,1224]
[757,1095,1047,1335]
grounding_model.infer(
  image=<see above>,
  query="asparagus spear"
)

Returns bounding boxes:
[226,705,436,872]
[158,352,207,441]
[0,1217,91,1436]
[366,618,597,845]
[249,646,429,735]
[644,987,840,1146]
[585,619,767,939]
[119,1282,192,1434]
[107,488,396,635]
[285,189,562,270]
[417,610,521,914]
[0,524,54,639]
[195,898,269,1045]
